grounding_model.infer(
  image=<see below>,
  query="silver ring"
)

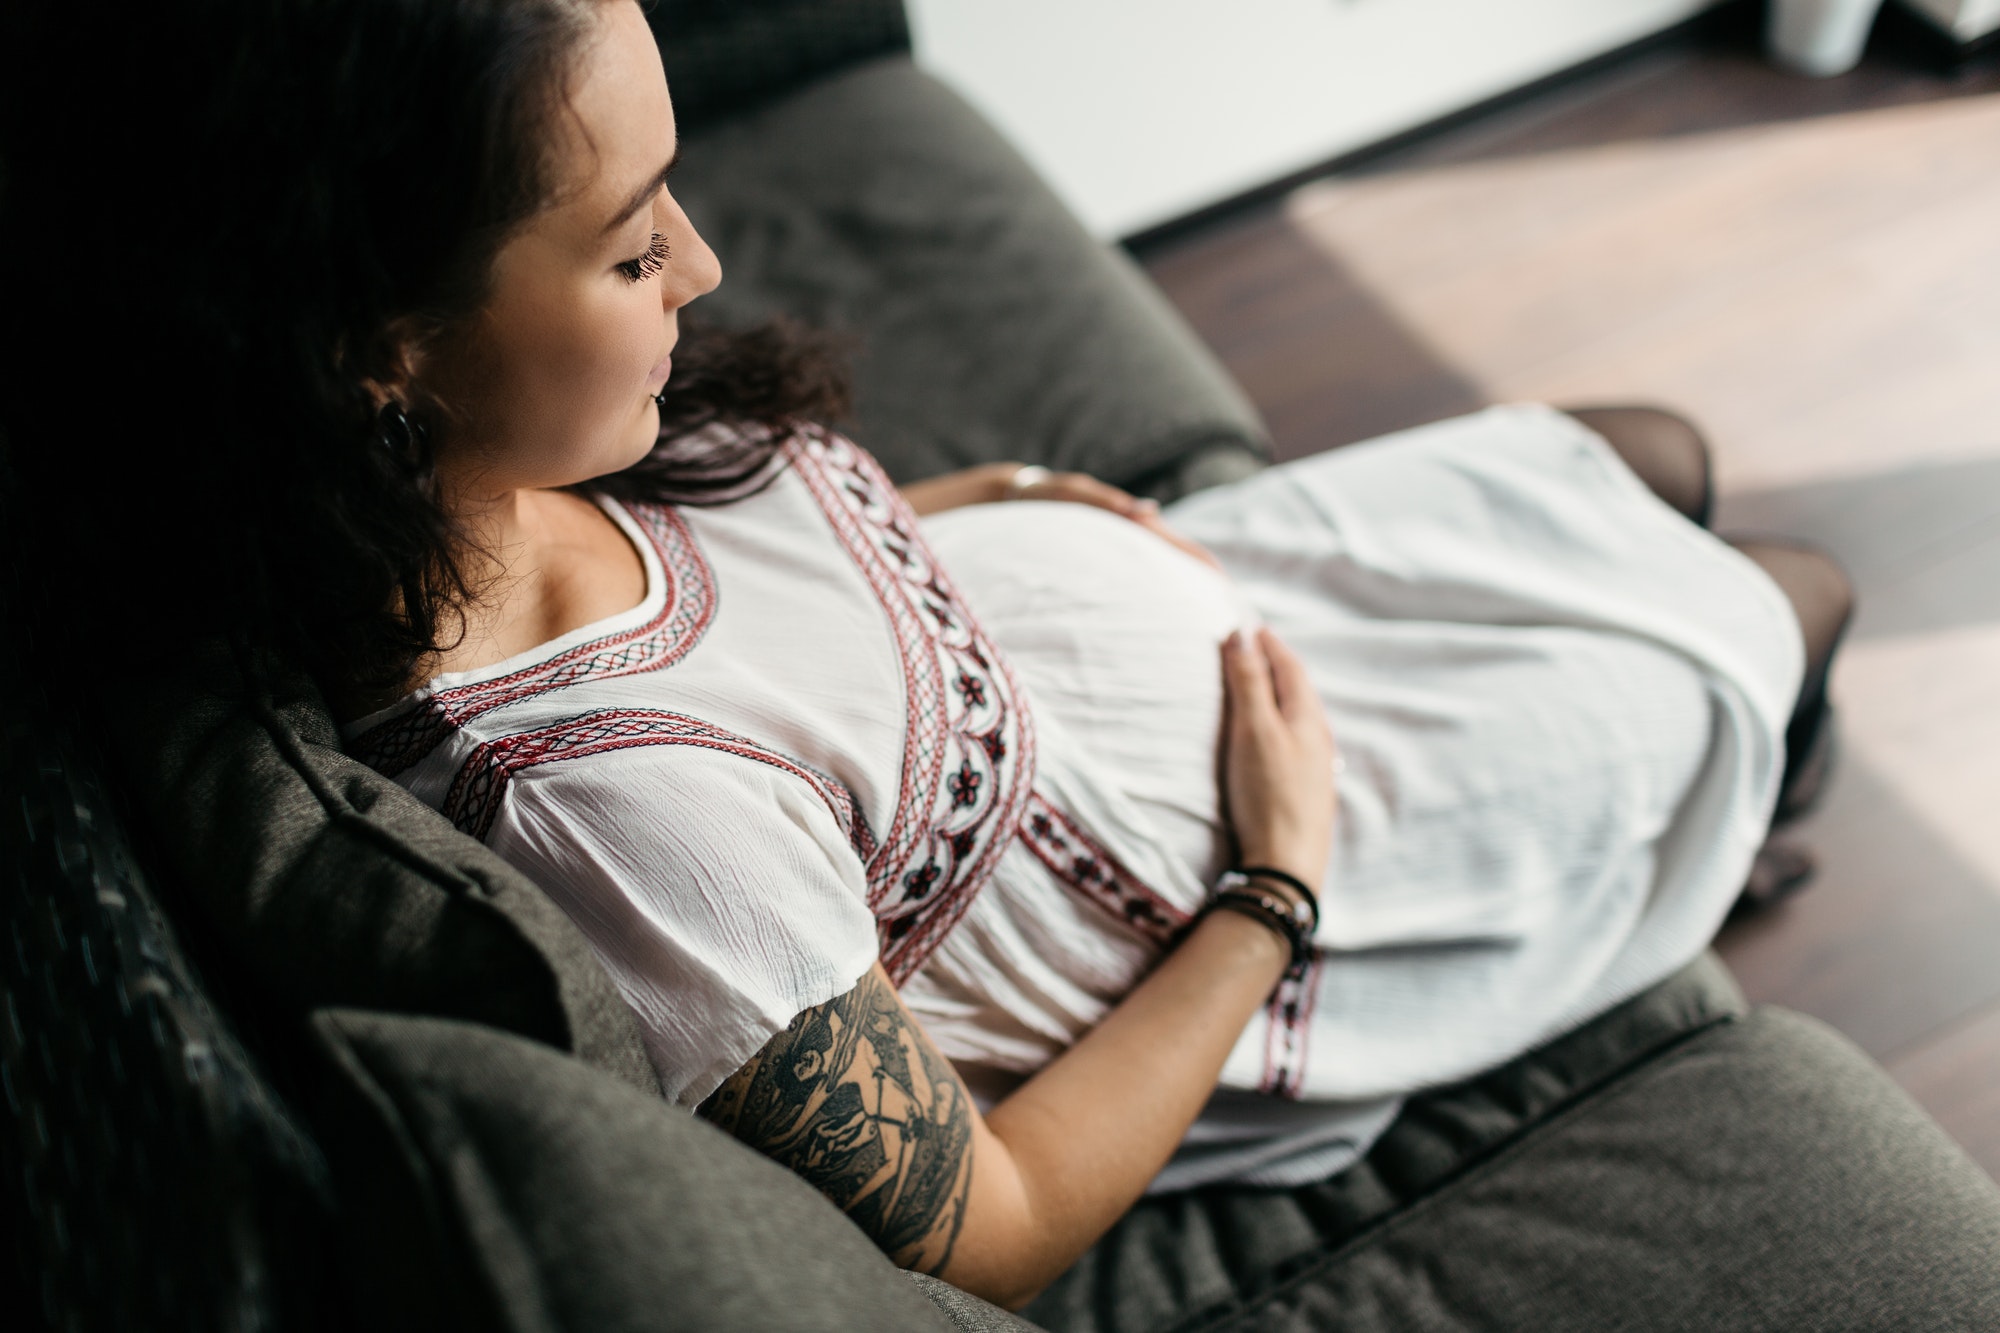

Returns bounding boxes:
[1004,464,1053,501]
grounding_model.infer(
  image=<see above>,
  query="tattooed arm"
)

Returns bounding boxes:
[700,963,976,1274]
[702,629,1334,1308]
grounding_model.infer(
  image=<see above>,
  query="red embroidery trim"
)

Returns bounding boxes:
[441,707,873,854]
[359,427,1029,989]
[786,428,1036,983]
[1259,955,1322,1100]
[1018,791,1189,945]
[1020,784,1318,1097]
[349,504,715,777]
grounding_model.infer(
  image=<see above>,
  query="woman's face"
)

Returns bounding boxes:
[421,0,720,503]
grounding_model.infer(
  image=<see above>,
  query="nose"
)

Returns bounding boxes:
[665,213,722,311]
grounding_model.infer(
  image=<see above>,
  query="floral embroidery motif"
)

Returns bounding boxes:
[947,761,982,809]
[349,505,715,777]
[787,428,1036,983]
[900,860,942,904]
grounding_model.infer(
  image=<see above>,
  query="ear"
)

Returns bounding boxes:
[357,314,439,412]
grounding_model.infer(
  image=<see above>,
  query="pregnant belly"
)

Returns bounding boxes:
[919,500,1255,883]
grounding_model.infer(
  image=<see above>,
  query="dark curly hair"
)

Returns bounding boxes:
[0,0,847,701]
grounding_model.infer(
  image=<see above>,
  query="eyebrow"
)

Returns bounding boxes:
[604,145,680,234]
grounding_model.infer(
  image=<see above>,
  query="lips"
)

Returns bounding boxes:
[646,353,674,392]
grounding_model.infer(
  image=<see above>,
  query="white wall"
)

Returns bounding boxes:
[908,0,1719,238]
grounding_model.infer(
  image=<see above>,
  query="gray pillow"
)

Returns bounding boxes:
[674,57,1270,493]
[646,0,912,134]
[106,645,657,1093]
[310,1007,1027,1332]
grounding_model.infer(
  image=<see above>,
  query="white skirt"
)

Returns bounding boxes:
[918,404,1802,1189]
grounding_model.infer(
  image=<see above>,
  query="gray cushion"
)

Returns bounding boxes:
[1031,963,2000,1332]
[104,648,658,1095]
[674,56,1270,492]
[1,635,336,1331]
[1026,952,1750,1332]
[647,0,912,134]
[1244,1010,2000,1331]
[904,1273,1047,1333]
[309,1007,1015,1332]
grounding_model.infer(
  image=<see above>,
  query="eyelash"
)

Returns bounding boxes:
[617,232,670,283]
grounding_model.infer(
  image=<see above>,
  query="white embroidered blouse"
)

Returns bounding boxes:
[345,429,1237,1109]
[348,408,1801,1191]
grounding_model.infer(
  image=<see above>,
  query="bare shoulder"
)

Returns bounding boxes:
[699,962,975,1274]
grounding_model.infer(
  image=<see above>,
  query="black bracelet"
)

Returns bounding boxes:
[1236,865,1320,916]
[1209,873,1317,974]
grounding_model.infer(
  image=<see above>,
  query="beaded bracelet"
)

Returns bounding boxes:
[1237,864,1320,918]
[1209,869,1319,975]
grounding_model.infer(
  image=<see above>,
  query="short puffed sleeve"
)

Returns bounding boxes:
[483,742,881,1106]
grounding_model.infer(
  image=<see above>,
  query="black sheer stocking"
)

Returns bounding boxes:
[1728,540,1854,810]
[1727,540,1853,916]
[1564,406,1714,527]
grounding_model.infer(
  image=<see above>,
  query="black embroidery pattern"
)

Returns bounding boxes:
[788,429,1036,984]
[1259,955,1322,1100]
[1017,791,1189,945]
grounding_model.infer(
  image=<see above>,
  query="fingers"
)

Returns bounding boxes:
[1132,511,1224,570]
[1020,472,1146,516]
[1257,628,1336,755]
[1013,472,1223,570]
[1221,629,1277,723]
[1218,626,1338,884]
[1258,628,1308,715]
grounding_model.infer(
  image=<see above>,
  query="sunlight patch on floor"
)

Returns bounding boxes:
[1280,93,2000,494]
[1828,622,2000,899]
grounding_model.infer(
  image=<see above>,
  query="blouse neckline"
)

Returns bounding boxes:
[341,493,662,736]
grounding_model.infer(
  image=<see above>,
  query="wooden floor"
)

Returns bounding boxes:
[1137,16,2000,1178]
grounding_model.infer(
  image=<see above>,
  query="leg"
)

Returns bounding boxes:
[1726,539,1855,918]
[1731,539,1854,806]
[1563,406,1715,527]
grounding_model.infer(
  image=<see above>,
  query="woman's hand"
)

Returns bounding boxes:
[898,463,1222,570]
[1009,469,1223,571]
[1220,627,1337,890]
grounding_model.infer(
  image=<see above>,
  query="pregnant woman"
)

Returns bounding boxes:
[65,0,1847,1310]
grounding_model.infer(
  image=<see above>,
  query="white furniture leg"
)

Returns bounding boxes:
[1768,0,1889,75]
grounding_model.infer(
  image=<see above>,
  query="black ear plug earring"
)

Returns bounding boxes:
[376,400,430,467]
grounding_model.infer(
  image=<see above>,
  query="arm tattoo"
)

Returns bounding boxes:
[699,968,975,1273]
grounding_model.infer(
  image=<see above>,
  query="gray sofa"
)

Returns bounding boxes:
[6,2,1999,1329]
